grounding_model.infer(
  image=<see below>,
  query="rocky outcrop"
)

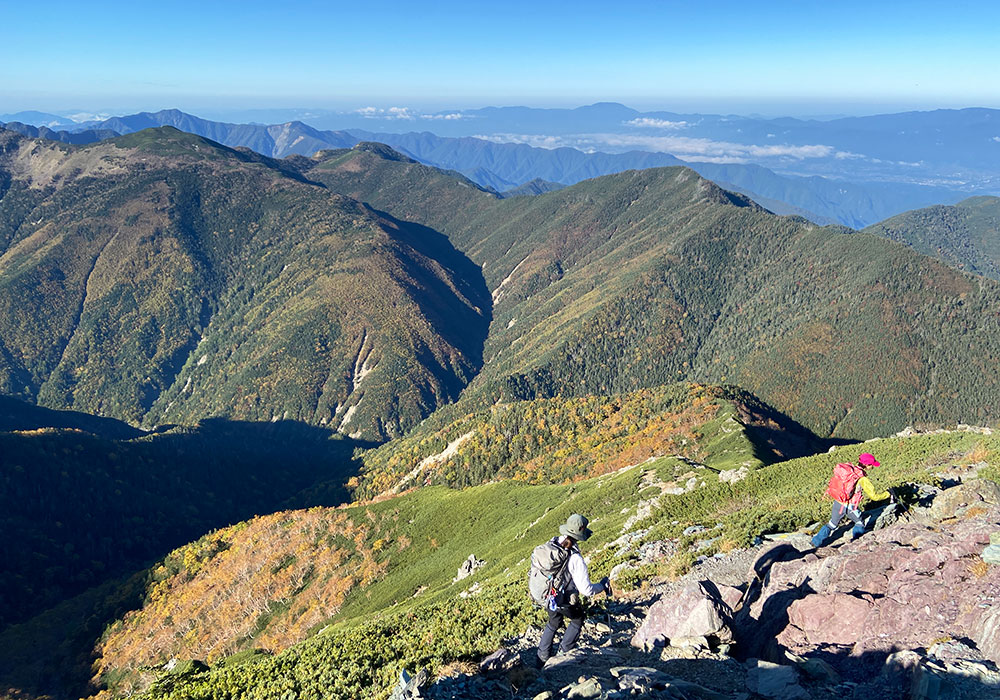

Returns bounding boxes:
[727,477,1000,697]
[766,508,998,666]
[631,580,741,650]
[419,477,1000,700]
[454,554,486,582]
[928,479,1000,520]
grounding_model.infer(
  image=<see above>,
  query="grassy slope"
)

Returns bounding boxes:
[98,429,1000,700]
[0,127,489,441]
[78,384,766,692]
[307,149,1000,439]
[863,195,1000,280]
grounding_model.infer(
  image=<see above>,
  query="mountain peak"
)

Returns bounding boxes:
[351,141,417,163]
[107,126,237,158]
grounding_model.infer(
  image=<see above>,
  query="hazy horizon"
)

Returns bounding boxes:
[5,99,1000,127]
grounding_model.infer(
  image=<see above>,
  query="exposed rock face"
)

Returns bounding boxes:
[929,479,1000,520]
[733,494,1000,677]
[426,479,1000,700]
[719,466,749,484]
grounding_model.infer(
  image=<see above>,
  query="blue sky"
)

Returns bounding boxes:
[3,0,999,115]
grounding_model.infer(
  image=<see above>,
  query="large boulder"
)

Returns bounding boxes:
[782,592,873,647]
[454,554,485,582]
[632,580,738,650]
[929,479,1000,520]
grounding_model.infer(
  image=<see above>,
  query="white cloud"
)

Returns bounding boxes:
[67,112,113,122]
[387,107,415,120]
[992,136,1000,143]
[472,133,570,150]
[834,151,866,160]
[475,131,844,163]
[354,106,417,120]
[422,112,473,120]
[624,117,688,129]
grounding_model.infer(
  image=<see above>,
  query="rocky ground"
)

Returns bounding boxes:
[391,466,1000,700]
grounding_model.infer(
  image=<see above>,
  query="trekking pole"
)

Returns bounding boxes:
[890,487,913,518]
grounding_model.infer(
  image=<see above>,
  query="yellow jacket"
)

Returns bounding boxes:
[855,476,890,503]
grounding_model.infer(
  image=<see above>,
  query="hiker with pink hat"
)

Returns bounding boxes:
[811,452,894,547]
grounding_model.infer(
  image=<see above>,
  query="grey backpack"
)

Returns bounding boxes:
[528,540,572,608]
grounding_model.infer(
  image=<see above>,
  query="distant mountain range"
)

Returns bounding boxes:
[0,111,77,129]
[0,108,976,228]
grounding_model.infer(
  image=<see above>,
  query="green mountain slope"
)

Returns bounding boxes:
[31,384,782,697]
[306,148,1000,439]
[0,382,818,699]
[0,127,490,440]
[47,429,996,700]
[863,195,1000,279]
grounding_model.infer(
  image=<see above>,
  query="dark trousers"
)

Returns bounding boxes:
[537,604,584,662]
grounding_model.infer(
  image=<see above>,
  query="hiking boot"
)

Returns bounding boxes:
[811,525,832,548]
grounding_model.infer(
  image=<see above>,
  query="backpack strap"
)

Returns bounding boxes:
[549,545,573,591]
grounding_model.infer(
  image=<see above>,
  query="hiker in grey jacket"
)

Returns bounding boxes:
[536,514,610,666]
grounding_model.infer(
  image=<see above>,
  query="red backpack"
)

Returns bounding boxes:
[825,462,864,503]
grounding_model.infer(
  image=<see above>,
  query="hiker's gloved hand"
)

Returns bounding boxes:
[600,576,612,596]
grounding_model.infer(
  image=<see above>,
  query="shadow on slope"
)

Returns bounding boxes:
[0,416,371,630]
[0,415,374,699]
[0,395,145,440]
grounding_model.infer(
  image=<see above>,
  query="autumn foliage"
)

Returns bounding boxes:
[95,508,388,694]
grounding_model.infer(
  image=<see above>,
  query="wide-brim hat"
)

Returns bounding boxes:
[559,513,593,541]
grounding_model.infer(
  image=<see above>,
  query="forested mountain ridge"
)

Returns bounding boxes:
[863,195,1000,280]
[306,146,1000,439]
[0,127,490,440]
[5,127,1000,440]
[355,383,825,498]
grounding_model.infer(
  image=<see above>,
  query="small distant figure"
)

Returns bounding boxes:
[812,452,894,547]
[528,513,610,667]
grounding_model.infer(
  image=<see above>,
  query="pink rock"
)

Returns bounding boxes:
[735,492,1000,670]
[717,584,744,611]
[782,593,872,646]
[632,580,734,649]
